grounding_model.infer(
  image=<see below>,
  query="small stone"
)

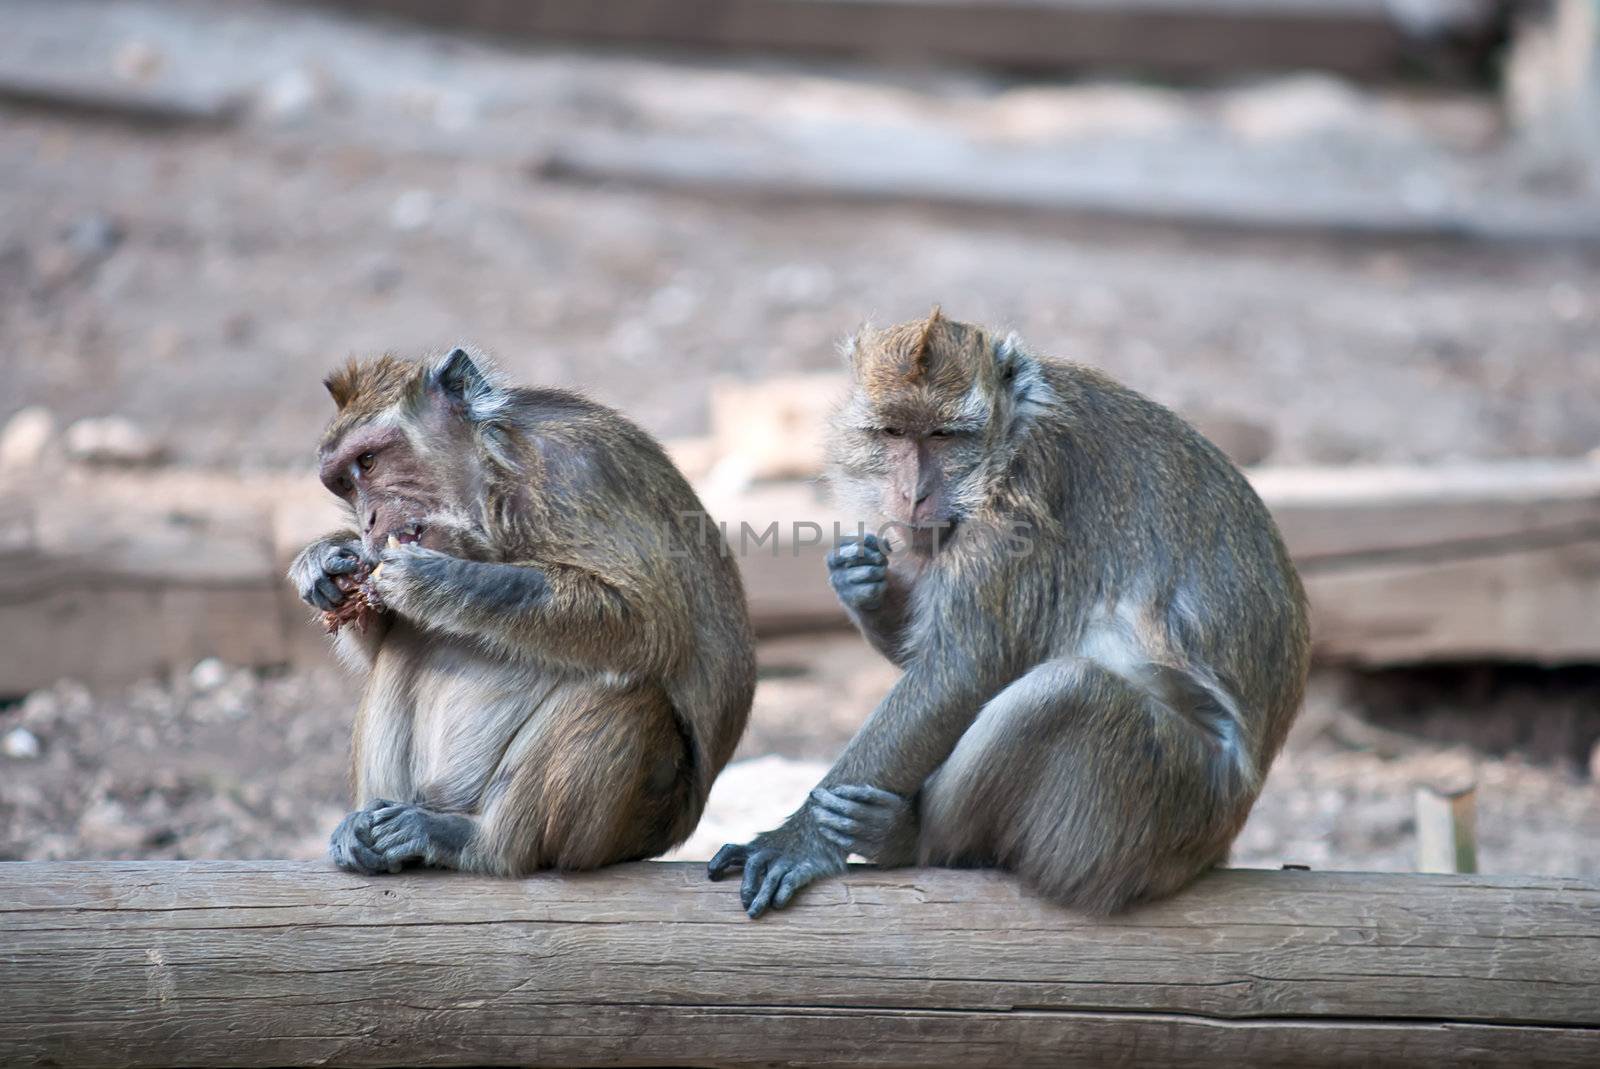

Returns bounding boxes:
[189,657,229,693]
[113,40,165,84]
[19,689,60,727]
[2,727,41,760]
[431,91,479,132]
[389,190,435,232]
[0,406,58,472]
[64,214,124,257]
[64,416,164,466]
[256,66,332,122]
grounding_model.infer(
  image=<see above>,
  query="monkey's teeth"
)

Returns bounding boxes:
[386,535,400,550]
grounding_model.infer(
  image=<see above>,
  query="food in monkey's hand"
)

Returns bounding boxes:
[320,563,385,634]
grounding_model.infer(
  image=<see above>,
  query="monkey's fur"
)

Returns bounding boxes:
[710,310,1309,917]
[289,349,754,876]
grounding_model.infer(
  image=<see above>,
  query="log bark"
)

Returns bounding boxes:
[2,861,1598,1067]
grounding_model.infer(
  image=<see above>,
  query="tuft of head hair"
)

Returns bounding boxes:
[849,309,1006,399]
[319,347,508,448]
[906,304,944,382]
[323,354,419,414]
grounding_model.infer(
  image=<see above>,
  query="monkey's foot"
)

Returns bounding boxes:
[810,785,917,864]
[329,803,400,876]
[363,802,472,871]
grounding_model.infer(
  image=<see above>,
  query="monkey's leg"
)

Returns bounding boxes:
[460,682,692,875]
[917,657,1257,914]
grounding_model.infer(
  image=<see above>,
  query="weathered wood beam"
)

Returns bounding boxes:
[706,459,1600,663]
[3,861,1597,1068]
[293,0,1504,84]
[4,459,1598,694]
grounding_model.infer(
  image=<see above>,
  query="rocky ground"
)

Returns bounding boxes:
[3,636,1597,879]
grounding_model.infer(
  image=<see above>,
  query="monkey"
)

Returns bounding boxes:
[709,308,1310,917]
[288,348,755,876]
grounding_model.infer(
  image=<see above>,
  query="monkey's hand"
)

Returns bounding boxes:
[809,785,918,865]
[290,535,367,612]
[706,815,846,919]
[368,542,459,621]
[827,535,889,612]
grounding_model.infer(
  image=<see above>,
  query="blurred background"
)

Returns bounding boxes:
[1,0,1597,876]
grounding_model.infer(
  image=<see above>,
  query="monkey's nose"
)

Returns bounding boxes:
[367,510,377,530]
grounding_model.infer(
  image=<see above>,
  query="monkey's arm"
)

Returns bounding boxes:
[371,545,666,673]
[710,642,1000,916]
[827,535,914,666]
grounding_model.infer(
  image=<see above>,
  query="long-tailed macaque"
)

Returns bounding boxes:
[289,349,755,875]
[709,310,1309,916]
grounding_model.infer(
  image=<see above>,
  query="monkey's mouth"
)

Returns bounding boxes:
[375,521,426,548]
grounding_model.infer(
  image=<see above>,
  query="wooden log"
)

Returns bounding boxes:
[297,0,1501,84]
[2,861,1597,1068]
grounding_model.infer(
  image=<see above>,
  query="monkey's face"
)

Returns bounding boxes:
[828,315,1014,543]
[317,354,494,561]
[831,394,995,537]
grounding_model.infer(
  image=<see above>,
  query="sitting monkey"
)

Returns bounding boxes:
[290,349,755,875]
[710,309,1309,916]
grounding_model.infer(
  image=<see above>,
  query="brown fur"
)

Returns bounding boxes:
[291,350,755,875]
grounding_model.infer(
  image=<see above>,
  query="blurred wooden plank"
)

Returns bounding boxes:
[297,0,1501,82]
[3,861,1597,1067]
[709,461,1600,665]
[536,128,1600,244]
[0,68,240,127]
[3,458,1597,695]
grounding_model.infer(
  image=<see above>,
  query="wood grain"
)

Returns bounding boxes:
[3,861,1597,1067]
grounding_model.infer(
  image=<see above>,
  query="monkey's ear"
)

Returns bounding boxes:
[429,347,502,418]
[993,332,1024,383]
[838,333,860,368]
[433,348,484,400]
[839,323,873,369]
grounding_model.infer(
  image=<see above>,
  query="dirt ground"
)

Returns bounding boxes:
[3,637,1597,878]
[1,1,1598,883]
[3,2,1600,471]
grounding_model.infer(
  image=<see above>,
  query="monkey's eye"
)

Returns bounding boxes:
[929,429,950,439]
[880,427,905,438]
[357,452,376,472]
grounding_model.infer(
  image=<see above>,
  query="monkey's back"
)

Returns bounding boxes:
[504,389,757,803]
[1019,360,1310,764]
